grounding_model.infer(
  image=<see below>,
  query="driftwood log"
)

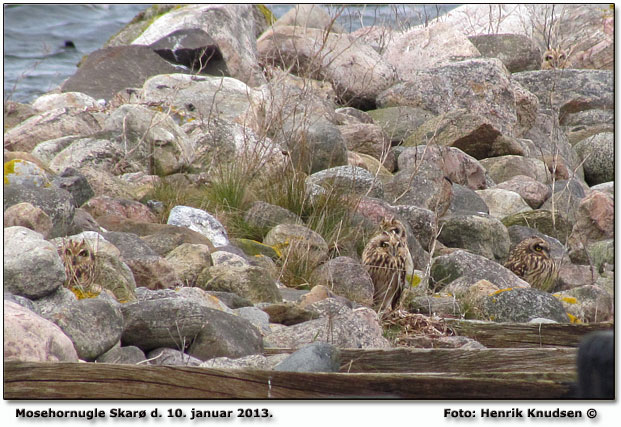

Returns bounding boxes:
[442,320,613,348]
[262,347,579,374]
[4,360,575,399]
[6,321,610,399]
[339,347,576,373]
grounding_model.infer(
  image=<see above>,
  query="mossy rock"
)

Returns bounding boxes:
[586,239,614,272]
[481,287,570,323]
[263,223,329,271]
[501,210,572,242]
[104,4,181,48]
[205,264,282,304]
[348,151,393,184]
[232,238,280,259]
[93,253,137,303]
[256,4,275,25]
[366,106,435,144]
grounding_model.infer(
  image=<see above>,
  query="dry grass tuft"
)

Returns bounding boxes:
[382,310,456,346]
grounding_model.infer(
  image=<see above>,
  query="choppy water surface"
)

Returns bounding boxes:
[4,4,150,103]
[3,4,458,103]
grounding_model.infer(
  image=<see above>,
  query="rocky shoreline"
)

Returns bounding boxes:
[4,4,614,371]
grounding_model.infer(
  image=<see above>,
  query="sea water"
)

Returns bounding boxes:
[3,4,458,104]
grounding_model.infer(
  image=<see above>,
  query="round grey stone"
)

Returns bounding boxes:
[274,342,341,372]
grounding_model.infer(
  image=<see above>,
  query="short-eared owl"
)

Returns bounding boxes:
[380,216,407,242]
[504,237,557,292]
[380,215,414,277]
[362,231,408,313]
[541,47,570,70]
[58,239,97,292]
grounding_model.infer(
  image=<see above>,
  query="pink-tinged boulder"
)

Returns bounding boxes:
[435,4,612,71]
[568,191,614,253]
[398,145,488,190]
[402,110,501,162]
[82,196,158,223]
[4,108,101,153]
[353,196,399,225]
[4,300,79,362]
[556,263,598,292]
[257,25,396,109]
[493,175,552,209]
[479,155,549,185]
[384,22,480,77]
[349,25,395,54]
[378,58,536,137]
[513,70,612,119]
[338,122,392,164]
[3,202,53,239]
[272,4,345,33]
[32,92,100,113]
[468,33,541,73]
[3,100,36,130]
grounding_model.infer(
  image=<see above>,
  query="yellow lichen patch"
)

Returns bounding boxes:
[406,274,421,288]
[3,159,19,184]
[235,238,280,259]
[553,294,578,305]
[490,287,514,296]
[269,241,289,258]
[149,104,190,125]
[69,287,100,300]
[4,158,51,187]
[567,313,582,324]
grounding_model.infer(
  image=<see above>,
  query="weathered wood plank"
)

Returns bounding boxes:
[338,347,577,374]
[4,362,575,399]
[264,347,577,374]
[443,320,613,348]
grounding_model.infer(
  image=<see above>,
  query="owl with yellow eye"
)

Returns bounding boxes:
[504,237,558,292]
[541,46,570,70]
[362,231,408,313]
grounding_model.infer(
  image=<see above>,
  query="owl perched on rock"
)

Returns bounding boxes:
[541,46,570,70]
[380,216,414,277]
[58,239,97,293]
[504,237,558,292]
[362,231,408,313]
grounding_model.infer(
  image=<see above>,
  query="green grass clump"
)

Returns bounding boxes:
[261,167,368,257]
[153,162,268,241]
[148,159,369,287]
[148,180,207,223]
